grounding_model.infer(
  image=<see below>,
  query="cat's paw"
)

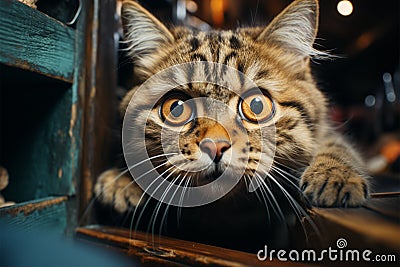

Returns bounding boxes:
[94,168,144,213]
[300,164,369,207]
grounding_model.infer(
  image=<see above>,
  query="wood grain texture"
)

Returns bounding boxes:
[363,196,400,220]
[0,0,75,82]
[312,196,400,254]
[0,196,68,234]
[76,225,319,267]
[78,0,119,224]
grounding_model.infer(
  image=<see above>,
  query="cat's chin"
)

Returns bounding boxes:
[194,162,232,185]
[199,176,248,201]
[191,167,246,197]
[202,166,225,182]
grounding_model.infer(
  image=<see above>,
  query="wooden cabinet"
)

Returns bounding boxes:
[0,0,117,235]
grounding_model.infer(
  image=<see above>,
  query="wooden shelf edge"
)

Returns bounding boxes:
[0,196,69,235]
[312,207,400,252]
[76,225,319,267]
[0,196,68,217]
[0,0,75,82]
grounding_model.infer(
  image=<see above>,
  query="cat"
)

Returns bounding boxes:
[94,0,369,249]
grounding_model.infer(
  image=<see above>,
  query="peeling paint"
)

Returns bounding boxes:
[0,196,67,217]
[90,85,97,99]
[0,0,75,82]
[69,103,77,138]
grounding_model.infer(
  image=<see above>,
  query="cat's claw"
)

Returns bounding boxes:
[300,168,369,208]
[341,192,350,208]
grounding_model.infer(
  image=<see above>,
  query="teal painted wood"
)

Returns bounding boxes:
[2,85,77,202]
[0,197,68,235]
[0,0,75,82]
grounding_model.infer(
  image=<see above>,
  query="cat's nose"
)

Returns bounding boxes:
[199,138,231,163]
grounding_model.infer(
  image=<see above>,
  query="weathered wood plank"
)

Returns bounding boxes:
[77,225,319,267]
[0,196,68,235]
[78,0,119,224]
[312,201,400,253]
[363,196,400,220]
[0,0,75,82]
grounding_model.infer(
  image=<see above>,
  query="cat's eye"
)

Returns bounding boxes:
[160,96,194,126]
[239,91,274,123]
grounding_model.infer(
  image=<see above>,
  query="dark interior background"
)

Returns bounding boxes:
[121,0,399,164]
[135,0,399,104]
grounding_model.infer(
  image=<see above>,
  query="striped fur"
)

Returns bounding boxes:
[95,0,369,214]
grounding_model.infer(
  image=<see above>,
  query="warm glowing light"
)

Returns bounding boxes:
[337,0,353,16]
[186,0,198,13]
[210,0,225,27]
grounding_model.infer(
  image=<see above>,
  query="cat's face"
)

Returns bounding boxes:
[129,65,276,190]
[121,0,328,201]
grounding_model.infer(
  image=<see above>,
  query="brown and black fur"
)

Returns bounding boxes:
[94,0,369,251]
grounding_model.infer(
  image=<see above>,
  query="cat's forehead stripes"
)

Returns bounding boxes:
[170,30,285,95]
[144,30,281,101]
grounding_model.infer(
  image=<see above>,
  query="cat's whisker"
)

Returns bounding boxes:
[148,163,187,243]
[266,173,319,243]
[119,161,170,194]
[158,173,189,238]
[246,174,263,203]
[272,143,312,158]
[88,153,175,217]
[147,164,183,237]
[130,164,177,240]
[128,188,151,245]
[269,163,314,208]
[273,152,309,167]
[253,173,285,222]
[249,157,320,243]
[271,165,301,187]
[119,38,130,44]
[269,163,300,180]
[151,175,181,244]
[273,160,304,175]
[78,167,128,225]
[120,152,176,183]
[83,152,172,226]
[126,153,178,171]
[243,174,250,191]
[177,173,191,228]
[269,169,321,240]
[250,174,272,224]
[267,174,305,220]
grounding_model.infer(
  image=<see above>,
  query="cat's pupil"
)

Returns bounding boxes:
[170,100,184,117]
[250,97,263,114]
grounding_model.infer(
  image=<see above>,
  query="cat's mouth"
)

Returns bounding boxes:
[202,163,225,183]
[190,161,245,188]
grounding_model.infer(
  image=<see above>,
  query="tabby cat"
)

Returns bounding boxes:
[94,0,369,249]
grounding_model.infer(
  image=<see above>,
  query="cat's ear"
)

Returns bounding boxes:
[257,0,323,59]
[121,1,174,70]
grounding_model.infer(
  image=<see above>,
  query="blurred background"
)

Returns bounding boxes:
[118,0,400,175]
